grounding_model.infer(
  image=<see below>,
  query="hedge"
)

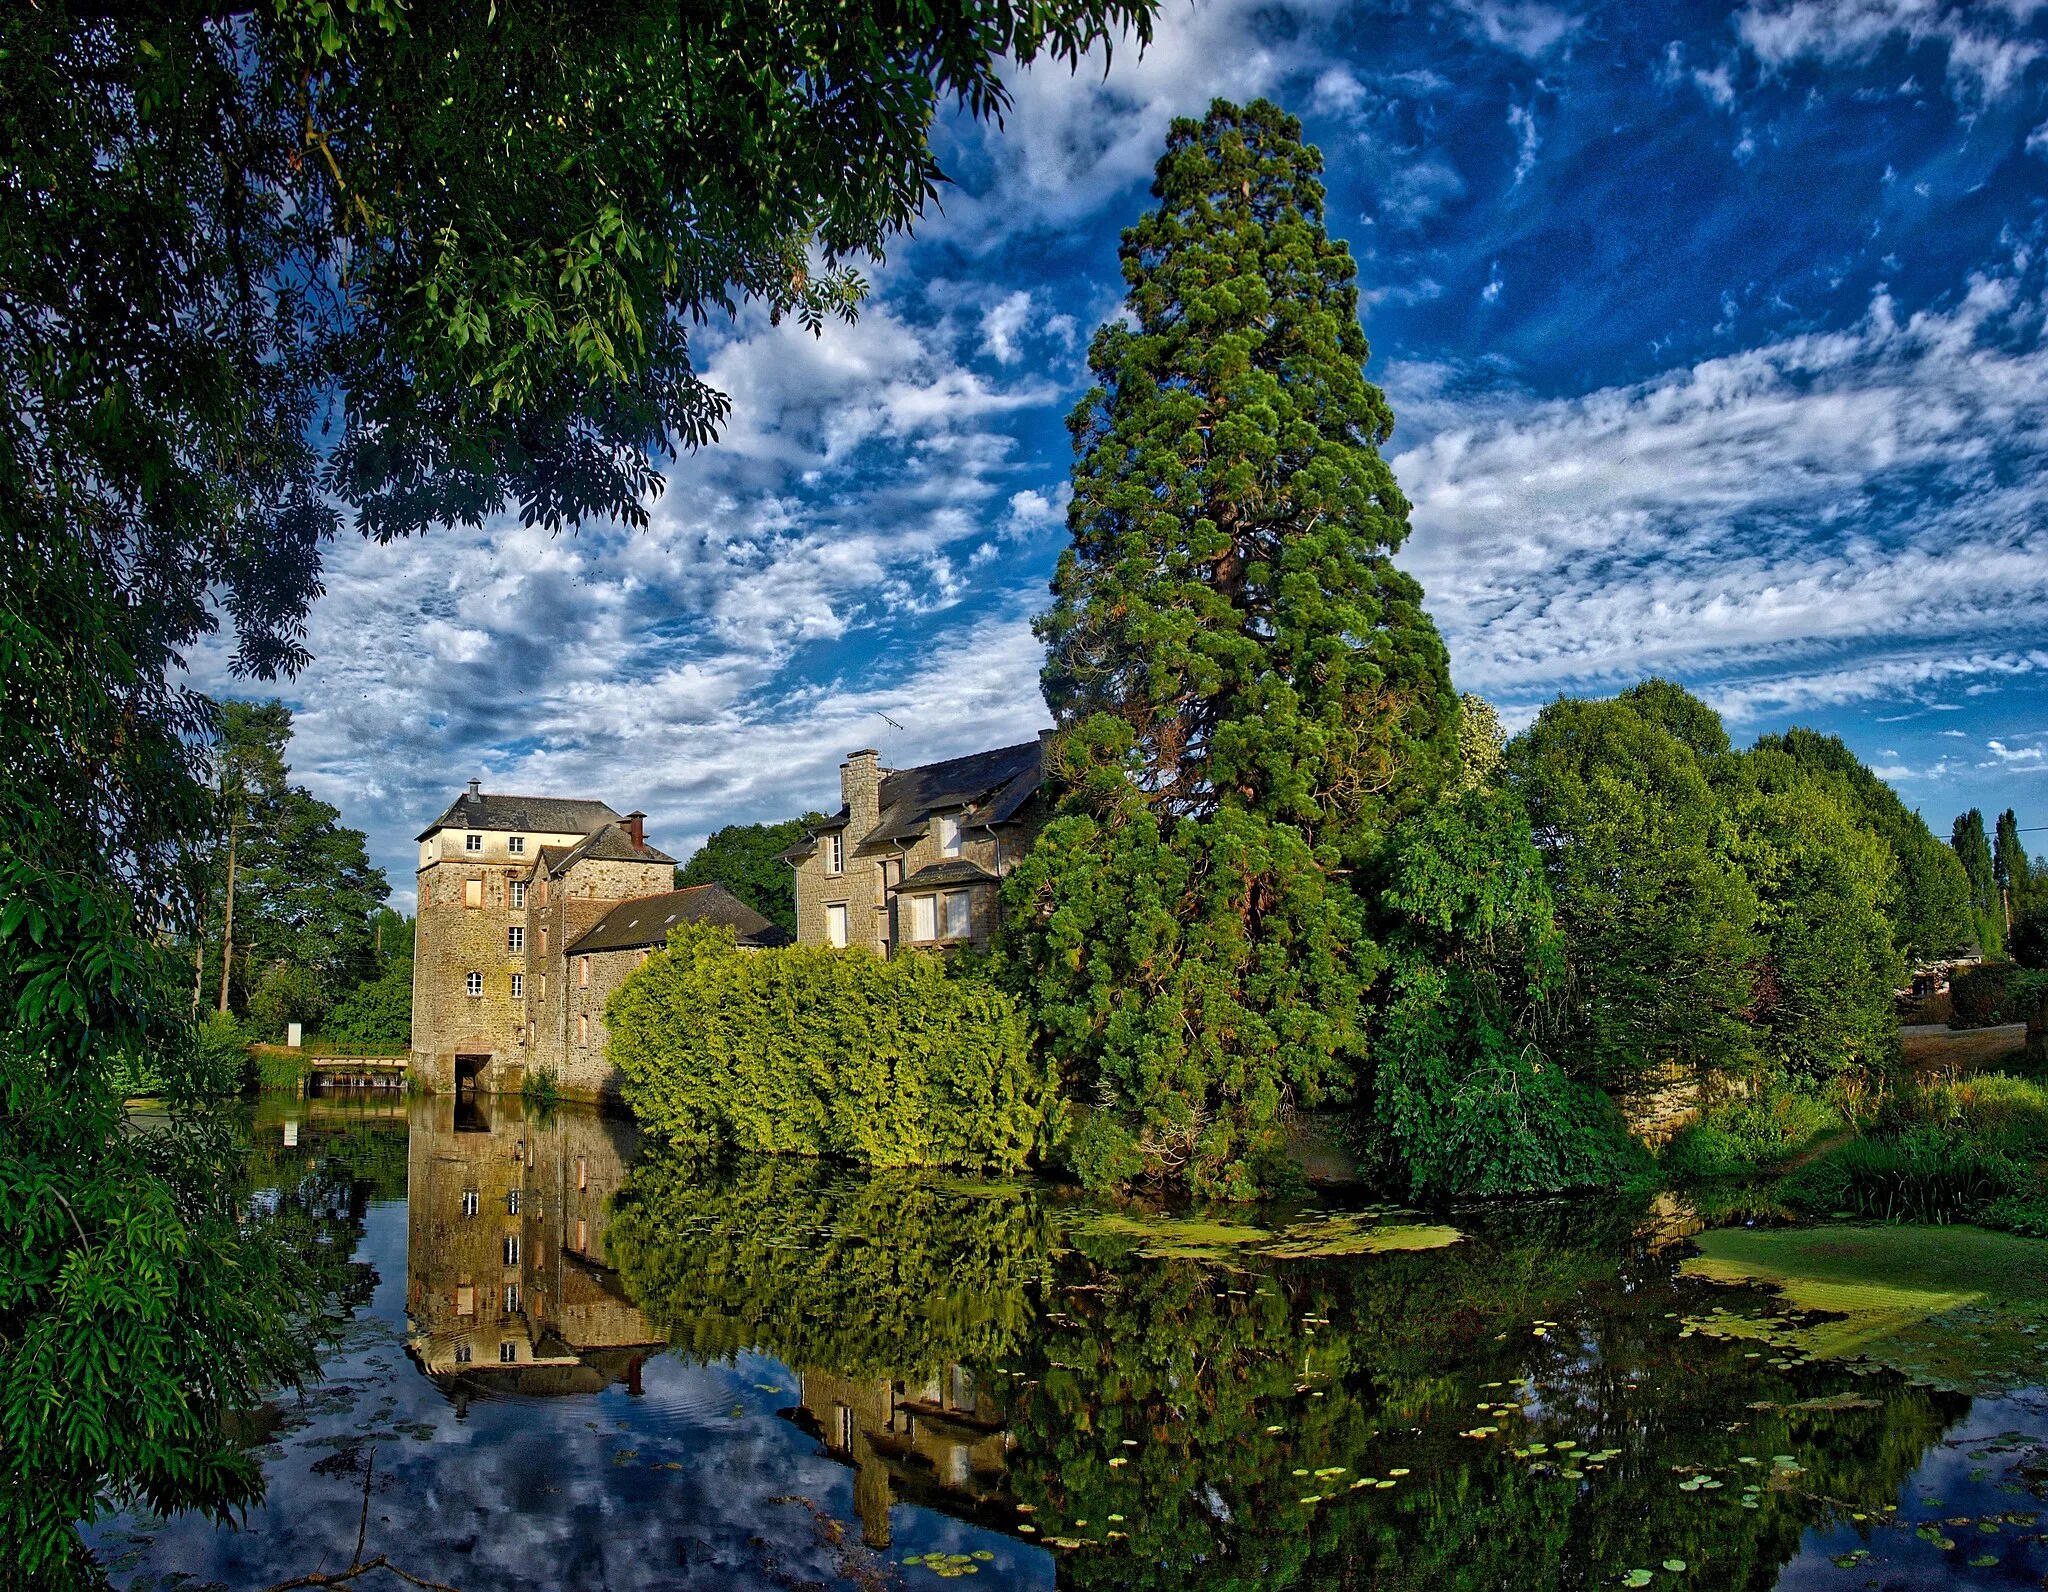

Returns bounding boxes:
[1952,963,2048,1029]
[607,923,1054,1171]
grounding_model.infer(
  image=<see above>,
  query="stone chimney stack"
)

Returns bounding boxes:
[467,778,482,802]
[624,810,646,849]
[841,749,882,840]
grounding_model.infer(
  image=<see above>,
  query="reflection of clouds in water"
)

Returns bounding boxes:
[85,1200,922,1591]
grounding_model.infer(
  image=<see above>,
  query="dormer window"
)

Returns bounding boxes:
[937,814,962,858]
[508,836,525,855]
[825,831,844,875]
[465,833,482,853]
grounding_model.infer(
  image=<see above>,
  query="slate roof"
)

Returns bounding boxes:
[417,788,619,842]
[540,821,676,874]
[565,883,790,955]
[888,860,1001,893]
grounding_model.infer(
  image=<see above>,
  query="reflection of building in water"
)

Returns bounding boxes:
[404,1093,663,1399]
[785,1367,1015,1549]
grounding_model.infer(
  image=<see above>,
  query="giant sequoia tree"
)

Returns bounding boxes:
[0,3,1154,1580]
[1002,101,1459,1196]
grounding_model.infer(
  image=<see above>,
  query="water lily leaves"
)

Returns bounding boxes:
[1622,1570,1653,1588]
[1662,1560,1686,1572]
[1969,1556,1999,1568]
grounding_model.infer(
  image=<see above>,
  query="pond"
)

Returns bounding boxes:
[88,1095,2048,1591]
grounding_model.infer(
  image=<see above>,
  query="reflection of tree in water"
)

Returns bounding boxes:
[238,1099,399,1331]
[609,1157,1963,1587]
[609,1151,1057,1379]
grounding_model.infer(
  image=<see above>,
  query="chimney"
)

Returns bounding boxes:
[467,778,482,802]
[624,810,646,849]
[841,749,882,841]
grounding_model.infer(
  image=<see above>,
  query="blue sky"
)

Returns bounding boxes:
[194,0,2048,907]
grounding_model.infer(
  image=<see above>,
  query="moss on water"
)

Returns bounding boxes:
[1077,1208,1463,1262]
[1680,1224,2048,1391]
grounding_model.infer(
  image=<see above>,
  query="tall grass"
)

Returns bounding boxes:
[1782,1127,2026,1224]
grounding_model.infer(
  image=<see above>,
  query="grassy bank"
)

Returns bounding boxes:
[1662,1064,2048,1235]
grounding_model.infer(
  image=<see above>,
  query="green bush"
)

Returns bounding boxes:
[520,1065,559,1111]
[609,923,1054,1172]
[254,1049,307,1092]
[246,961,328,1042]
[1781,1128,2025,1224]
[320,956,412,1053]
[1981,1195,2048,1239]
[1704,1084,1844,1168]
[1951,962,2022,1027]
[194,1010,256,1084]
[1661,1124,1751,1182]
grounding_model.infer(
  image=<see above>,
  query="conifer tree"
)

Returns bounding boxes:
[1951,808,2004,957]
[1037,98,1457,847]
[1003,100,1458,1197]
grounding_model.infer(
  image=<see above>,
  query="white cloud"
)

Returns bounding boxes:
[1391,268,2048,722]
[1507,101,1542,182]
[1734,0,2045,106]
[980,290,1037,364]
[1447,0,1585,58]
[188,300,1068,908]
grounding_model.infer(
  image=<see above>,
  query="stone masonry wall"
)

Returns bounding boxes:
[410,823,585,1093]
[521,854,671,1101]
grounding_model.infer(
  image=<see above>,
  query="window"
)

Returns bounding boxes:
[540,928,548,955]
[578,955,590,988]
[538,974,546,1000]
[507,925,524,953]
[465,832,482,853]
[576,1156,587,1191]
[506,1190,520,1216]
[576,1218,589,1252]
[528,1021,536,1045]
[909,893,937,943]
[502,1236,520,1265]
[577,1013,589,1045]
[461,1190,479,1218]
[937,813,962,858]
[465,971,482,997]
[454,1343,472,1364]
[538,879,549,905]
[508,836,525,855]
[500,1340,518,1363]
[510,972,523,1000]
[464,878,483,909]
[943,889,972,940]
[825,903,848,949]
[510,881,526,908]
[504,1283,520,1312]
[825,830,844,875]
[455,1284,475,1316]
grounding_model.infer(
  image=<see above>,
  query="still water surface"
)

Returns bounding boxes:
[90,1094,2048,1591]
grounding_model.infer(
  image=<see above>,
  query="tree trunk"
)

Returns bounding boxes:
[192,930,204,1019]
[218,820,238,1015]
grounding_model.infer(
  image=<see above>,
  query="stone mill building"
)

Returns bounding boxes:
[411,782,783,1100]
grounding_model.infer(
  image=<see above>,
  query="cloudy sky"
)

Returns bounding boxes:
[197,0,2048,908]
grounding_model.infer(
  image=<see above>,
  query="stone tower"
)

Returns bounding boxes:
[412,783,621,1094]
